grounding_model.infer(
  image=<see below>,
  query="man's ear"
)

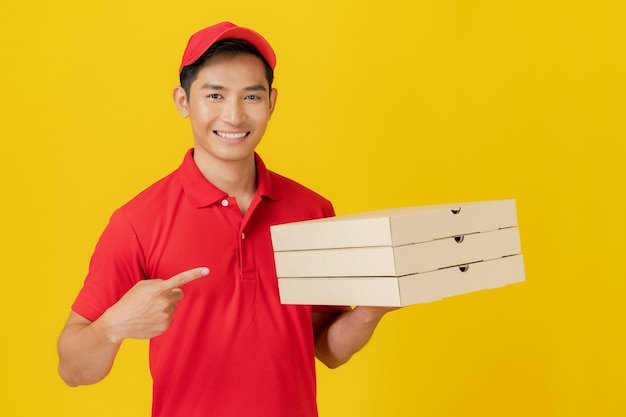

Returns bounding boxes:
[269,88,278,118]
[173,86,190,118]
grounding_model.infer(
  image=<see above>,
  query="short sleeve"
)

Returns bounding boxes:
[71,209,147,321]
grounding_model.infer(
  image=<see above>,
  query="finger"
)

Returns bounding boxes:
[165,295,181,312]
[168,288,184,301]
[161,267,209,291]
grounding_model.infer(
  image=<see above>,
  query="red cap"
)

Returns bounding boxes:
[179,21,276,74]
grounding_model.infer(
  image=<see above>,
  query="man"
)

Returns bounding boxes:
[58,21,395,417]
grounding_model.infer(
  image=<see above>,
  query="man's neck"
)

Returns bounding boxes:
[193,151,258,215]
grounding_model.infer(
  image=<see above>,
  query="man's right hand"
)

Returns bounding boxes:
[99,267,210,343]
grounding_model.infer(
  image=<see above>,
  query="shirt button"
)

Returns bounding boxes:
[221,199,229,207]
[241,232,246,240]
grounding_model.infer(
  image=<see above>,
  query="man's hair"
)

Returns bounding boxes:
[179,38,274,97]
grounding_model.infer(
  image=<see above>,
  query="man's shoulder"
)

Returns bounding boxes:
[267,169,331,205]
[264,169,335,220]
[119,168,182,214]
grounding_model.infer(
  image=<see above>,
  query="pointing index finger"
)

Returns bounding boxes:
[162,267,209,291]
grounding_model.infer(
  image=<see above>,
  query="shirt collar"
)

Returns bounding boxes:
[177,149,279,208]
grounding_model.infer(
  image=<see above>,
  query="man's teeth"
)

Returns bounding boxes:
[216,131,248,139]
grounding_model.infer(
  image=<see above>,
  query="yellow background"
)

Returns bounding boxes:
[1,1,624,416]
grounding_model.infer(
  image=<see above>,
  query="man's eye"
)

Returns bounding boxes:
[245,95,260,100]
[207,93,221,99]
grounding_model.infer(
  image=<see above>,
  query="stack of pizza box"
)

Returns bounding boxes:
[270,199,525,307]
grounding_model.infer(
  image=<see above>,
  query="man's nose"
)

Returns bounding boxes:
[221,99,246,125]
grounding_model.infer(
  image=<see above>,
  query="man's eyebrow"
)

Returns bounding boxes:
[244,84,268,92]
[199,83,267,92]
[200,83,224,90]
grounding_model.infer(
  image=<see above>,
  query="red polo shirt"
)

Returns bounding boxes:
[72,149,339,417]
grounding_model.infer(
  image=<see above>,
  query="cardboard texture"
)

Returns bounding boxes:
[274,226,521,277]
[270,199,524,307]
[270,199,517,251]
[277,255,525,306]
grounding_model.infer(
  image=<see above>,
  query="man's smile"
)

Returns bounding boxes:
[214,131,250,139]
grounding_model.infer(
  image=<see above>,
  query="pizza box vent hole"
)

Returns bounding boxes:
[451,207,461,214]
[459,265,470,273]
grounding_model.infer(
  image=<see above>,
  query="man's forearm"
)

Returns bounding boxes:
[315,307,392,369]
[57,313,122,387]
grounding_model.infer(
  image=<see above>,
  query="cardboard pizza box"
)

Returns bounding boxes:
[277,255,525,307]
[274,226,520,278]
[270,199,517,251]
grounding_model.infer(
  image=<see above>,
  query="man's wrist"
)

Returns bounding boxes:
[96,310,125,345]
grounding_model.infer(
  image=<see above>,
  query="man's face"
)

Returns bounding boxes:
[175,53,277,167]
